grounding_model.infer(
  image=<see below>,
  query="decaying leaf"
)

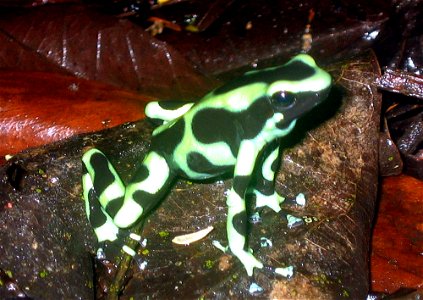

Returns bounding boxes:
[0,52,381,299]
[172,226,214,245]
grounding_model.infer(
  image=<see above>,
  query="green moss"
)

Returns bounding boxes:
[342,289,350,297]
[158,231,169,238]
[203,260,214,269]
[39,269,49,278]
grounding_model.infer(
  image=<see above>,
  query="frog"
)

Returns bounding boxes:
[81,54,332,278]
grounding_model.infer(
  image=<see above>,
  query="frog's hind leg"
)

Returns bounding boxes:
[82,164,120,245]
[83,148,175,228]
[82,162,142,258]
[113,150,175,228]
[82,149,175,256]
[82,148,126,222]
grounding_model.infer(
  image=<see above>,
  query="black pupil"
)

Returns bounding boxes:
[271,91,296,107]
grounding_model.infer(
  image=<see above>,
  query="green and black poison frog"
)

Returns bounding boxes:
[81,54,332,278]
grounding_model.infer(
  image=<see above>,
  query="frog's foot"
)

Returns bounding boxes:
[254,191,285,213]
[283,192,307,206]
[294,193,306,206]
[262,264,294,278]
[286,214,304,229]
[120,245,148,271]
[249,212,262,224]
[212,241,263,276]
[212,240,228,253]
[133,256,148,271]
[96,246,107,260]
[119,234,149,271]
[234,250,264,276]
[275,266,294,278]
[127,232,147,248]
[247,265,293,295]
[248,282,264,295]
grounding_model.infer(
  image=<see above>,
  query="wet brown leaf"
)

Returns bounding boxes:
[0,5,215,99]
[371,175,423,293]
[0,71,151,159]
[0,53,381,299]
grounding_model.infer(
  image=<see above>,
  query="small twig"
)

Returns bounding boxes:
[106,221,145,299]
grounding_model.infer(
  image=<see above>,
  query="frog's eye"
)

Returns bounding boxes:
[271,91,297,108]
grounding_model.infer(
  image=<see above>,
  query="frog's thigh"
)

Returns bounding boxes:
[113,151,174,228]
[82,166,119,243]
[82,148,125,215]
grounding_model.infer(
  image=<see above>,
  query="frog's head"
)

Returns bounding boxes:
[266,54,332,124]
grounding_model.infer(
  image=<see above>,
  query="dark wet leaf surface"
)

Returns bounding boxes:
[0,71,152,159]
[0,53,381,298]
[371,175,423,293]
[0,4,216,100]
[154,0,390,76]
[0,0,422,298]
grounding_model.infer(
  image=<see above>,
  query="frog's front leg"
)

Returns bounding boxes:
[145,101,194,124]
[251,141,305,227]
[251,140,285,213]
[223,141,294,278]
[226,140,264,276]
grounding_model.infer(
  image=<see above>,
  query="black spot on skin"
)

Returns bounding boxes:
[192,97,273,155]
[132,190,161,217]
[131,164,149,183]
[214,61,315,95]
[255,140,279,168]
[105,196,124,218]
[90,153,115,196]
[250,142,280,195]
[271,158,279,173]
[82,164,88,174]
[87,189,108,228]
[276,120,294,130]
[239,97,274,139]
[252,179,274,196]
[232,211,248,237]
[187,152,229,175]
[148,118,165,127]
[158,101,193,110]
[150,118,185,157]
[233,175,251,198]
[131,173,175,216]
[192,108,240,156]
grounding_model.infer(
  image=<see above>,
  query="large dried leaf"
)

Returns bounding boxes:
[0,71,152,159]
[0,0,393,160]
[0,52,381,298]
[371,175,423,293]
[155,0,390,75]
[0,5,215,99]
